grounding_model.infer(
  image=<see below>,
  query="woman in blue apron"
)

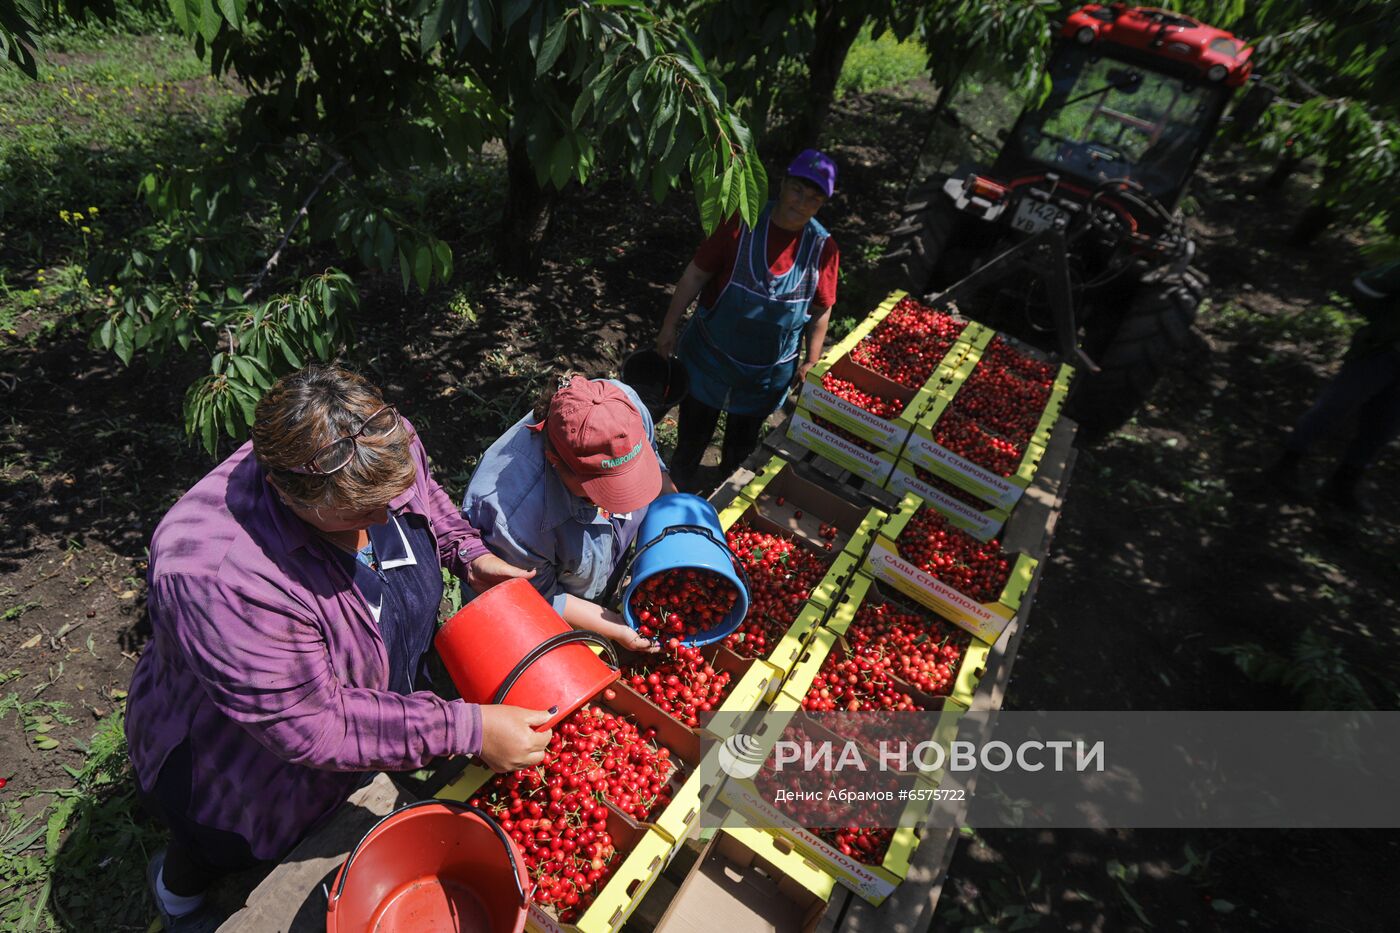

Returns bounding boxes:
[657,149,841,488]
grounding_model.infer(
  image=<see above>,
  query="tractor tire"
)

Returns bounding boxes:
[885,174,960,296]
[1067,269,1206,442]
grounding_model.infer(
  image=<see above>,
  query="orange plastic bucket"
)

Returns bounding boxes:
[435,578,619,729]
[325,800,528,933]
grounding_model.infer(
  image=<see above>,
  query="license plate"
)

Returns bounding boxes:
[1010,198,1068,234]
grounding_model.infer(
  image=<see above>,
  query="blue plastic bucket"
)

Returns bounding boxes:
[621,493,750,646]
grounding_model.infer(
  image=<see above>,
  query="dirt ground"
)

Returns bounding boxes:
[1,78,1397,931]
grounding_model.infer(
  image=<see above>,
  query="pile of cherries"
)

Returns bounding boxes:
[755,742,898,864]
[896,506,1011,602]
[849,296,964,389]
[722,521,829,659]
[825,825,895,864]
[800,647,928,713]
[844,599,968,697]
[930,337,1055,474]
[469,703,677,921]
[820,373,903,419]
[629,568,738,641]
[623,639,733,727]
[927,409,1024,477]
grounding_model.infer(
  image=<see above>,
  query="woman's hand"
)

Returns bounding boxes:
[466,553,537,594]
[561,596,661,653]
[655,322,678,359]
[611,625,660,653]
[478,705,554,772]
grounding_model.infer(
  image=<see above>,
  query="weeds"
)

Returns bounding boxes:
[1206,297,1361,355]
[837,28,928,99]
[0,708,163,931]
[2,602,41,622]
[1214,628,1373,710]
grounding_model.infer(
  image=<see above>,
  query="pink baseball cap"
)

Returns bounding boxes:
[540,377,662,514]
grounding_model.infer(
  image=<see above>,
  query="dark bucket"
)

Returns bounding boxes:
[622,350,689,422]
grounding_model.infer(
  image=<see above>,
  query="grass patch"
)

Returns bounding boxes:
[1205,296,1362,355]
[0,30,242,328]
[1,707,164,930]
[837,27,927,99]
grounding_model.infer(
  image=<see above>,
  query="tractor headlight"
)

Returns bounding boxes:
[1076,26,1096,44]
[1207,63,1228,82]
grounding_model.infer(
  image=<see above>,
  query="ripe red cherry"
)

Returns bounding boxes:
[629,568,738,641]
[721,521,829,660]
[894,506,1012,602]
[927,336,1056,476]
[821,374,902,419]
[848,296,966,389]
[468,701,678,923]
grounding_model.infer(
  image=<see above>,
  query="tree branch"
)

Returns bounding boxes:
[241,156,347,302]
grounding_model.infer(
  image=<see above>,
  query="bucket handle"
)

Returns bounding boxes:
[490,630,620,707]
[626,523,751,604]
[328,799,527,909]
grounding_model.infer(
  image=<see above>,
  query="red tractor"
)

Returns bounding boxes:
[889,4,1255,439]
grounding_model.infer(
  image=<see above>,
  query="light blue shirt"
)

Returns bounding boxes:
[461,380,668,614]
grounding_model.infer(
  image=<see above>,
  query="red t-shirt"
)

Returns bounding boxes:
[692,214,840,312]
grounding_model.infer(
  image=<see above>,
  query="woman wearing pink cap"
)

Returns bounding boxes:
[463,375,677,650]
[657,149,841,489]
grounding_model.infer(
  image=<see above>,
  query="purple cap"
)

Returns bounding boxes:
[785,149,837,197]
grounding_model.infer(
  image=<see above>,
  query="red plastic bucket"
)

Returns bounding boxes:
[435,578,619,729]
[325,800,527,933]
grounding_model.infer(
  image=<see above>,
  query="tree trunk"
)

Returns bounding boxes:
[498,141,555,279]
[790,4,865,150]
[1262,152,1300,191]
[1287,200,1334,247]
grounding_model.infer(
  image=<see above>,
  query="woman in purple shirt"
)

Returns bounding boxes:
[126,365,549,931]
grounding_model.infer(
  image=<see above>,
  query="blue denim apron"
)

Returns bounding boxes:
[339,512,444,695]
[678,204,829,416]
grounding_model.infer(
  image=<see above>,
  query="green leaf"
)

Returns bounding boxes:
[549,135,574,189]
[33,735,59,750]
[466,0,493,45]
[230,355,259,388]
[113,316,136,366]
[281,342,304,369]
[502,0,531,31]
[432,240,453,282]
[1211,900,1236,914]
[537,18,568,76]
[216,0,246,29]
[375,219,396,272]
[413,245,433,292]
[197,0,222,43]
[420,1,453,53]
[398,248,412,292]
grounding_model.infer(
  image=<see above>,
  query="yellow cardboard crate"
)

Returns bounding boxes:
[716,495,864,687]
[818,569,991,711]
[719,825,838,902]
[787,406,898,485]
[642,651,782,859]
[904,390,1048,511]
[883,457,1009,544]
[864,492,1036,644]
[718,688,941,906]
[797,364,931,456]
[735,453,887,563]
[438,765,676,933]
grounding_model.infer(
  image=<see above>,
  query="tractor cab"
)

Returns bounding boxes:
[889,5,1255,440]
[944,5,1252,261]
